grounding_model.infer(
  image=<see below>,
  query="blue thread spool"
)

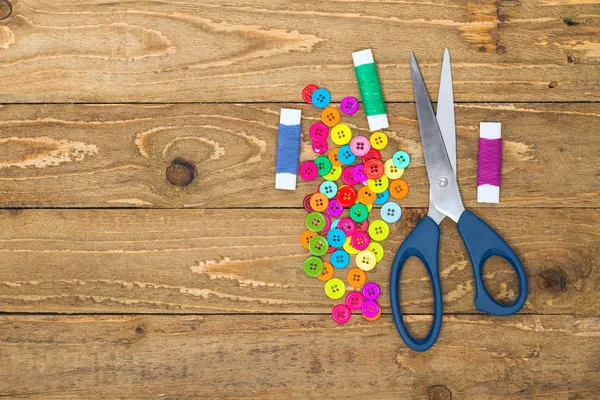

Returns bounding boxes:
[275,108,302,190]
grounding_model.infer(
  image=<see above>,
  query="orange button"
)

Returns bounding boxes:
[321,107,341,127]
[347,267,367,288]
[309,193,329,212]
[318,261,335,281]
[389,179,409,199]
[357,186,376,205]
[300,230,318,249]
[328,147,343,167]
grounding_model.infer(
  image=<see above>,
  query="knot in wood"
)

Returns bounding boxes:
[0,0,12,20]
[166,159,195,187]
[428,385,452,400]
[539,268,568,293]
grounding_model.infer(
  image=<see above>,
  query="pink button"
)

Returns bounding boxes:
[322,214,332,232]
[332,304,352,324]
[352,164,367,183]
[346,291,365,310]
[351,232,370,251]
[342,166,358,185]
[299,161,318,181]
[312,140,328,155]
[338,218,356,236]
[362,300,380,319]
[309,122,329,141]
[303,194,313,212]
[362,282,380,300]
[328,246,336,254]
[355,219,369,232]
[350,136,371,157]
[340,96,360,115]
[326,200,344,217]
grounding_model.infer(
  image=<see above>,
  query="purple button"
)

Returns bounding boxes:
[340,96,360,115]
[322,214,332,232]
[326,200,344,217]
[312,140,328,155]
[342,166,358,185]
[362,300,380,319]
[309,122,329,141]
[352,164,367,183]
[362,282,381,300]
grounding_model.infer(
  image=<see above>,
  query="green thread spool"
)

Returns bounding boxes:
[352,49,389,132]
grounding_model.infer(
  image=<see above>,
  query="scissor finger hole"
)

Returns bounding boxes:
[399,256,435,339]
[481,255,519,305]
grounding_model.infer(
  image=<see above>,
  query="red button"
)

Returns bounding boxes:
[302,84,319,104]
[336,185,357,208]
[362,148,381,164]
[364,159,384,179]
[355,219,369,232]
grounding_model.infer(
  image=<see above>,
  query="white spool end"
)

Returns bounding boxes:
[352,49,374,67]
[276,173,297,191]
[366,114,389,131]
[279,108,301,125]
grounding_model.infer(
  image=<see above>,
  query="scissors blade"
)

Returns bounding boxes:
[427,49,457,224]
[410,52,465,223]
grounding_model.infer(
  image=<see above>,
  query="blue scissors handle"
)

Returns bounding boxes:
[457,210,528,315]
[389,216,443,352]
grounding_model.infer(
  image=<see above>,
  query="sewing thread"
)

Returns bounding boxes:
[275,108,301,190]
[477,122,502,203]
[352,49,389,132]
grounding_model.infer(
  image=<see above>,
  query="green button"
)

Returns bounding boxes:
[306,212,326,232]
[315,156,332,176]
[304,256,324,278]
[309,235,329,256]
[349,203,369,223]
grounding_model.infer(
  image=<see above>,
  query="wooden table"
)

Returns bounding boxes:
[0,0,598,398]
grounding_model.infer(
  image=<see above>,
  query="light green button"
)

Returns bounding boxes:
[304,256,324,278]
[325,278,346,299]
[309,235,329,256]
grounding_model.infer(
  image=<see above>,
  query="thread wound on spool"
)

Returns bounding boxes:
[477,122,502,203]
[276,108,302,190]
[352,49,388,132]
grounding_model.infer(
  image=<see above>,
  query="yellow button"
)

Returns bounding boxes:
[368,220,390,241]
[367,176,389,194]
[384,159,404,180]
[325,278,346,300]
[331,124,352,145]
[356,250,377,271]
[323,165,343,181]
[343,237,360,254]
[367,242,385,262]
[370,131,388,150]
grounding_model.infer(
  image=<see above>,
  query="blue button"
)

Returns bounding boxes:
[331,249,350,269]
[338,145,357,165]
[381,202,402,223]
[327,228,347,248]
[392,151,411,169]
[374,189,390,205]
[330,219,341,230]
[311,88,331,109]
[319,181,338,199]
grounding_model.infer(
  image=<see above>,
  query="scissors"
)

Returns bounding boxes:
[389,49,528,352]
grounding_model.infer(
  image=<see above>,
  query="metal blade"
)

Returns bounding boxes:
[437,48,456,173]
[410,52,465,222]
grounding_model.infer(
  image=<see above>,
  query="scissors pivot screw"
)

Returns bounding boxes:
[438,177,449,187]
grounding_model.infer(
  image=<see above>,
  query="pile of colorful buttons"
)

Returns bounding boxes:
[299,84,411,325]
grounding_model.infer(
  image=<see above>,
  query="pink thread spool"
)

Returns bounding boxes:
[477,122,502,203]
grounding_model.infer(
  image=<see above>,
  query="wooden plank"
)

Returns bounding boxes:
[0,314,598,398]
[0,0,598,103]
[0,103,598,208]
[0,208,597,315]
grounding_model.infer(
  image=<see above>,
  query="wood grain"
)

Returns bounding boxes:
[0,208,597,315]
[0,0,598,102]
[0,103,598,208]
[0,314,598,399]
